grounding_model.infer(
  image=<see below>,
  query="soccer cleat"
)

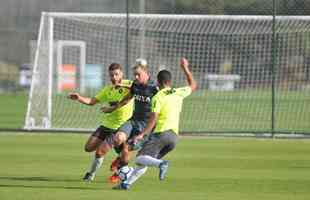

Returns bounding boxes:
[108,174,121,184]
[159,160,169,181]
[112,182,130,190]
[83,172,95,182]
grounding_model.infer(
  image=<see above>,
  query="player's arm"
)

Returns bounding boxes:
[134,112,158,143]
[115,84,131,90]
[100,92,133,113]
[68,92,98,105]
[180,57,198,91]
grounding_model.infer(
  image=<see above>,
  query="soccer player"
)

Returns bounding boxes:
[68,63,133,182]
[114,57,198,190]
[101,58,158,171]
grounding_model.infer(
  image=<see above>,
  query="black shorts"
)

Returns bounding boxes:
[91,126,116,141]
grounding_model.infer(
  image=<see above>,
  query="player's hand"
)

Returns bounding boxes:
[68,92,79,100]
[100,106,116,113]
[180,57,189,70]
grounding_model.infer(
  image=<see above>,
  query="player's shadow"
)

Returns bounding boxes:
[0,176,105,190]
[0,183,100,190]
[0,176,79,183]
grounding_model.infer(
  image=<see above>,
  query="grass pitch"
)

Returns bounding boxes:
[0,90,309,133]
[0,133,309,200]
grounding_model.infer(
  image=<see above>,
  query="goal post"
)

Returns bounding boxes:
[24,12,310,133]
[56,40,86,93]
[25,13,88,130]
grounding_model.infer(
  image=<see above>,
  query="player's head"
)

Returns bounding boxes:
[133,58,149,85]
[108,63,123,84]
[157,70,172,88]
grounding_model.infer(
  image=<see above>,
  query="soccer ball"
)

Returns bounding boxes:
[117,166,134,181]
[135,58,147,67]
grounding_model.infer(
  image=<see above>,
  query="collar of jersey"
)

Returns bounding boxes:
[160,87,172,91]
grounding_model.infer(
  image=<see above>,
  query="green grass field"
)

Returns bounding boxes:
[0,92,28,129]
[0,133,310,200]
[1,90,309,133]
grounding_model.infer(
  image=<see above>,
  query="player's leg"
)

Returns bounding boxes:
[83,127,105,181]
[111,120,133,167]
[119,138,149,187]
[120,143,132,165]
[112,119,134,148]
[124,165,148,185]
[110,140,144,186]
[84,140,112,181]
[135,130,177,180]
[113,131,128,147]
[108,160,121,183]
[108,144,132,184]
[115,128,150,186]
[157,140,177,159]
[107,144,124,183]
[83,126,114,182]
[111,135,143,172]
[113,164,148,190]
[117,119,147,166]
[135,134,165,167]
[113,120,150,189]
[107,121,133,184]
[110,156,121,173]
[113,133,161,189]
[113,135,159,189]
[84,126,107,152]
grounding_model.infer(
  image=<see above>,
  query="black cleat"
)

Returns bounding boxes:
[83,172,95,182]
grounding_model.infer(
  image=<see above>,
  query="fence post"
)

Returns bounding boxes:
[271,0,278,138]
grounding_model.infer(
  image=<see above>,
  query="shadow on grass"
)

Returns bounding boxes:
[0,176,113,190]
[0,176,81,183]
[0,183,102,190]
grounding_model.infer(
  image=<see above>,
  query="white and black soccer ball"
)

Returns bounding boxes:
[135,58,147,67]
[117,166,134,181]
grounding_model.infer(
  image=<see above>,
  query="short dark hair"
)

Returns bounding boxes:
[108,63,122,71]
[157,70,172,85]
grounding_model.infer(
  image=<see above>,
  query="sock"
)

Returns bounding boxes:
[124,165,148,185]
[88,155,104,175]
[135,155,162,167]
[118,160,129,170]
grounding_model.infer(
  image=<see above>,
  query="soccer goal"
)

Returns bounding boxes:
[24,12,310,133]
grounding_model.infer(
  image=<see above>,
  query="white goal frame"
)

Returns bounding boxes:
[24,12,310,132]
[56,40,86,93]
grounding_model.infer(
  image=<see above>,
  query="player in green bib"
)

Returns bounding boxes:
[114,58,198,190]
[94,79,133,130]
[68,63,133,182]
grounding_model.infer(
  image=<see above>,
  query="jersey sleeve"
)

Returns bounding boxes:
[175,86,192,98]
[123,79,133,87]
[130,81,137,95]
[94,87,108,102]
[118,79,133,89]
[151,95,161,114]
[153,85,159,96]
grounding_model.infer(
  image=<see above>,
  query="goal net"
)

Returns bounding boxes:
[25,12,310,133]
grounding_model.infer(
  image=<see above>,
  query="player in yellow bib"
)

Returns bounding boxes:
[68,63,133,182]
[114,58,198,190]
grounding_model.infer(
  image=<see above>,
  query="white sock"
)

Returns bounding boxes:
[125,165,148,185]
[136,155,162,167]
[88,156,104,175]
